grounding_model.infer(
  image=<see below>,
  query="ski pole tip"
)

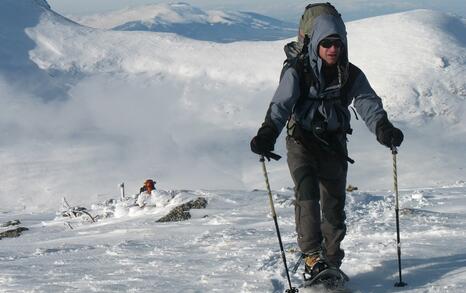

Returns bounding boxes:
[285,287,299,293]
[394,281,407,287]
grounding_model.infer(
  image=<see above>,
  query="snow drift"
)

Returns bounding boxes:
[1,185,466,292]
[0,0,465,211]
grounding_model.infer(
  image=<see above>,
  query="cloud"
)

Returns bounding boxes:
[0,71,274,211]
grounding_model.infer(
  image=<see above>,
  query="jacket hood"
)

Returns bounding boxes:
[308,14,349,90]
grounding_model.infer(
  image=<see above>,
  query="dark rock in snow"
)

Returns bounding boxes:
[0,227,29,239]
[157,197,208,223]
[1,219,21,227]
[158,207,191,222]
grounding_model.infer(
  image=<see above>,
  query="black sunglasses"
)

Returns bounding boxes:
[320,38,343,49]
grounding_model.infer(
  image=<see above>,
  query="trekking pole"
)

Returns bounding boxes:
[391,146,407,287]
[260,154,299,293]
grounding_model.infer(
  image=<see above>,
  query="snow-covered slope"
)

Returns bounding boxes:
[1,184,465,292]
[346,9,466,189]
[0,0,465,212]
[71,2,296,42]
[348,9,466,125]
[0,0,79,100]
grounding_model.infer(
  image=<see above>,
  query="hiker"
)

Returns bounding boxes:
[136,179,173,208]
[250,3,403,281]
[136,179,157,208]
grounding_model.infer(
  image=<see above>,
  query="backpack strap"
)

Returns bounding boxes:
[290,36,315,113]
[285,41,314,137]
[292,61,362,110]
[340,63,362,107]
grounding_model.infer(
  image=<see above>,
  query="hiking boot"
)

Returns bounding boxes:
[304,252,329,278]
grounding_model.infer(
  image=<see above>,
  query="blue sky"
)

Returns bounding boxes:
[48,0,466,21]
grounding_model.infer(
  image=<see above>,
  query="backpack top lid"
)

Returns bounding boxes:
[298,3,341,47]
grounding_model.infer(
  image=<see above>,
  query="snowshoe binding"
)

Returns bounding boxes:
[303,253,350,292]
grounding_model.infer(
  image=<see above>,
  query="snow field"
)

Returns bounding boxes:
[1,185,466,292]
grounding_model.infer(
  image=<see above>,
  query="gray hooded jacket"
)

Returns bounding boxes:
[267,14,386,136]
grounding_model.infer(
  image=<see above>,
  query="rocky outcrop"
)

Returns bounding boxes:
[0,227,29,239]
[1,219,21,227]
[157,197,207,223]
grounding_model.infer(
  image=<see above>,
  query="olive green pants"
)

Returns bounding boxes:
[286,135,347,267]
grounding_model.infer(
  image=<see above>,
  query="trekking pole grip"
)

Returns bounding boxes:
[259,152,282,162]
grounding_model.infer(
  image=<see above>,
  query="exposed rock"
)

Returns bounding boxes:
[157,197,207,223]
[157,207,191,222]
[1,219,21,227]
[0,227,29,240]
[186,197,208,209]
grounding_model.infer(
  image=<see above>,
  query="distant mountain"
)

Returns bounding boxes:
[71,2,296,42]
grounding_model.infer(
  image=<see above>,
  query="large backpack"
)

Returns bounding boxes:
[298,3,341,48]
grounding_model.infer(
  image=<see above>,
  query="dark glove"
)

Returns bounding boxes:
[250,123,278,156]
[376,116,404,148]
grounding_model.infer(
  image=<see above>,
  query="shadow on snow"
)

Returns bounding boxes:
[351,253,466,292]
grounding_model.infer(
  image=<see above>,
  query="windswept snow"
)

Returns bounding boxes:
[1,185,465,292]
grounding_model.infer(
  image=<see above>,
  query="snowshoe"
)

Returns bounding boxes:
[304,268,350,291]
[303,253,350,292]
